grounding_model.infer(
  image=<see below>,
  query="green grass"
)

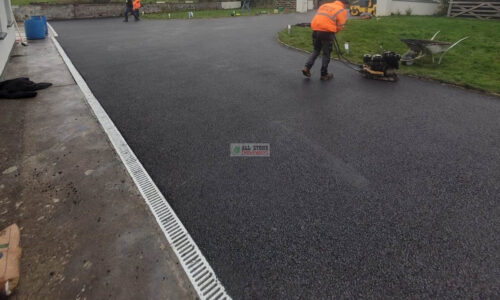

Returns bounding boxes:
[143,8,277,20]
[278,16,500,94]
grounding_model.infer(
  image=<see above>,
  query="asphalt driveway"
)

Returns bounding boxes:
[52,15,500,299]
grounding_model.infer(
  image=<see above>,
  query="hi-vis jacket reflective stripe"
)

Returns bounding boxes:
[133,0,141,10]
[311,1,347,33]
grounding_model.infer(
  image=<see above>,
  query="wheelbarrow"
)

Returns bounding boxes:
[400,31,469,65]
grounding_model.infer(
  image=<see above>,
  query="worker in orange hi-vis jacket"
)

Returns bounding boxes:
[124,0,139,22]
[302,0,348,81]
[133,0,141,20]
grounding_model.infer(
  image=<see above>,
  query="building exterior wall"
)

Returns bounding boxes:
[377,0,440,16]
[0,0,16,76]
[296,0,307,12]
[307,0,314,9]
[220,1,241,9]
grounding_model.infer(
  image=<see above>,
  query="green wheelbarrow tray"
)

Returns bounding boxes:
[400,31,469,65]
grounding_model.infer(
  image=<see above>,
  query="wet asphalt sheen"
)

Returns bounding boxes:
[53,15,500,299]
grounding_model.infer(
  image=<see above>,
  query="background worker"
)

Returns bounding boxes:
[302,0,348,81]
[123,0,139,22]
[133,0,142,20]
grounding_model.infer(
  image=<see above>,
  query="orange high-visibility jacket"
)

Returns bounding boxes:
[133,0,141,10]
[311,1,347,33]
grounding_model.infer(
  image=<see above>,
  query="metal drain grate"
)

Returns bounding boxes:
[51,28,230,300]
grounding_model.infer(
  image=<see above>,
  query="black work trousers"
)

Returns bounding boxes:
[305,31,335,76]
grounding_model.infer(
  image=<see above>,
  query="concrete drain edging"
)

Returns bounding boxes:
[49,25,230,300]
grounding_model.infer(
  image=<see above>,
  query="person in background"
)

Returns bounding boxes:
[133,0,142,20]
[302,0,348,81]
[124,0,139,22]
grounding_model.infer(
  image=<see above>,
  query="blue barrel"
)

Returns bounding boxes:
[24,19,45,40]
[30,15,47,35]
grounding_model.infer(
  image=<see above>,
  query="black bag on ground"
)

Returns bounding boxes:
[0,77,52,99]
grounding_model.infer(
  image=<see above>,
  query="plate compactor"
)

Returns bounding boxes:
[359,51,401,82]
[331,36,401,82]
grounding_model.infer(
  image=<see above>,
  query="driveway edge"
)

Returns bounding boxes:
[50,24,231,300]
[276,35,500,98]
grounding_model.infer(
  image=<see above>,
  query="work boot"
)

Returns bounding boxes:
[302,67,311,78]
[320,73,334,81]
[123,19,128,22]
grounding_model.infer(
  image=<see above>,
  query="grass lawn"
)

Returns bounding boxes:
[143,8,277,20]
[278,16,500,94]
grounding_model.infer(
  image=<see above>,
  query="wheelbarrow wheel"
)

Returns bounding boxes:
[350,8,360,16]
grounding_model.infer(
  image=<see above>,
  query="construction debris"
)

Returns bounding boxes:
[0,224,22,296]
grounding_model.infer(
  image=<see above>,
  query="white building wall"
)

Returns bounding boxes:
[221,1,241,9]
[376,0,440,16]
[377,0,393,16]
[0,0,15,76]
[296,0,308,12]
[307,0,314,10]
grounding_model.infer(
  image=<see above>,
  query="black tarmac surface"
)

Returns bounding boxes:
[52,15,500,299]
